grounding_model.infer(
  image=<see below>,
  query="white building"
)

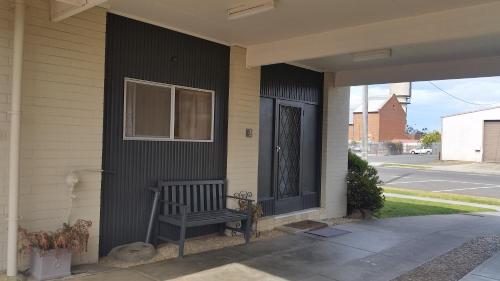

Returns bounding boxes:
[442,107,500,162]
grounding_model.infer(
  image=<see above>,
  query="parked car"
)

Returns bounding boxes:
[410,147,432,154]
[349,146,362,153]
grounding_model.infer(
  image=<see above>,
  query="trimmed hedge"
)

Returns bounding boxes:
[347,152,385,214]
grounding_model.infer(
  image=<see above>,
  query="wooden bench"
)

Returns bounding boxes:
[149,180,253,257]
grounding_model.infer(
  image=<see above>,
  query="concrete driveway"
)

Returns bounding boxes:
[69,213,500,281]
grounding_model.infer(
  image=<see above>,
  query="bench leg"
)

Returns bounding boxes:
[218,223,226,236]
[179,224,186,257]
[178,207,188,257]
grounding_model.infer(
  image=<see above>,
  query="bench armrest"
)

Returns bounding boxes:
[226,195,255,203]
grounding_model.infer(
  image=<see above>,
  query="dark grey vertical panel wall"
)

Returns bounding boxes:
[257,98,274,199]
[261,64,323,104]
[100,14,230,256]
[258,64,323,216]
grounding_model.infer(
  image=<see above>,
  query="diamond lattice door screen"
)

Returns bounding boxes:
[277,104,302,199]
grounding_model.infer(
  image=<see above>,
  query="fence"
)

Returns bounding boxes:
[356,142,442,155]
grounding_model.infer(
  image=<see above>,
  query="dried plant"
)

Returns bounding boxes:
[235,192,263,237]
[19,219,92,256]
[238,200,263,224]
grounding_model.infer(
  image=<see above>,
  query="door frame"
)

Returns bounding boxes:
[273,99,305,214]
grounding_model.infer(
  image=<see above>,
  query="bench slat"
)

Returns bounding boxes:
[200,185,205,212]
[158,180,227,215]
[164,209,243,219]
[218,184,223,210]
[186,185,191,213]
[204,184,209,211]
[179,185,184,213]
[193,185,198,213]
[212,185,217,212]
[164,185,169,216]
[172,186,177,216]
[159,210,247,227]
[159,180,225,187]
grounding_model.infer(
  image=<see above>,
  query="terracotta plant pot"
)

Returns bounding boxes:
[30,248,71,281]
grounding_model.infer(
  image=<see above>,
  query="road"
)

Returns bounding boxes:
[378,166,500,199]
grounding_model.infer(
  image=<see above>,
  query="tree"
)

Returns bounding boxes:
[406,125,428,140]
[420,131,441,147]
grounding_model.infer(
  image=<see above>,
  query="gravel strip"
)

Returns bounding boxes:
[392,235,500,281]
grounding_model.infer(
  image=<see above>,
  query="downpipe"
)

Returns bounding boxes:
[7,0,25,277]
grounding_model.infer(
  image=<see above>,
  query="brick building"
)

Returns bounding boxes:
[349,94,408,142]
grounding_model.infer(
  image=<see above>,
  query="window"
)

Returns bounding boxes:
[124,78,214,141]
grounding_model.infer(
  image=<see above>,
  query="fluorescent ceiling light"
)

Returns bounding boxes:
[228,0,275,20]
[54,0,87,6]
[352,49,392,62]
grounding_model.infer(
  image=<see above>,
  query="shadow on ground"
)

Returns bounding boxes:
[70,213,500,281]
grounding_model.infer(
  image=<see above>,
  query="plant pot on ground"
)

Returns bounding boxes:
[19,219,92,281]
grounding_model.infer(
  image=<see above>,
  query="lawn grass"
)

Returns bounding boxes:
[377,197,495,219]
[383,187,500,207]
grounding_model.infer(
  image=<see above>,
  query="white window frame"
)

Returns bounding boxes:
[123,77,215,142]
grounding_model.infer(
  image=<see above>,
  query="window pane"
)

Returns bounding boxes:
[125,81,171,138]
[174,88,212,140]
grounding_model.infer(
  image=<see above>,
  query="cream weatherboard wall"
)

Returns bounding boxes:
[0,0,106,269]
[226,46,261,205]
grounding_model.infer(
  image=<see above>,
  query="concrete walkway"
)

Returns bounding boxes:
[67,213,500,281]
[460,252,500,281]
[385,193,500,211]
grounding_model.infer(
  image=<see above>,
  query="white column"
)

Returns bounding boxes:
[7,0,26,277]
[361,85,369,160]
[320,73,350,218]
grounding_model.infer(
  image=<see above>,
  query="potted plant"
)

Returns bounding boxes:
[18,219,92,281]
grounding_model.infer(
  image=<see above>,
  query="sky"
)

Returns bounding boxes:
[350,76,500,132]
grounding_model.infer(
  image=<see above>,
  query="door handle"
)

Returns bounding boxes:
[275,145,281,152]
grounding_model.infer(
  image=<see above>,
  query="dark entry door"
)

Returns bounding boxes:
[274,101,303,214]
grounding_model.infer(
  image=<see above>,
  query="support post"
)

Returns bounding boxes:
[320,73,350,218]
[7,0,26,277]
[361,85,369,160]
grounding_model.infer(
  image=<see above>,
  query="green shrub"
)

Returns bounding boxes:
[346,151,385,214]
[386,141,403,155]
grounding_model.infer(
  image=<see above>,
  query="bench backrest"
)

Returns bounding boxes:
[159,180,226,215]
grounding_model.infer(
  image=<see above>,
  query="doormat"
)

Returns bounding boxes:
[284,220,328,230]
[305,227,351,238]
